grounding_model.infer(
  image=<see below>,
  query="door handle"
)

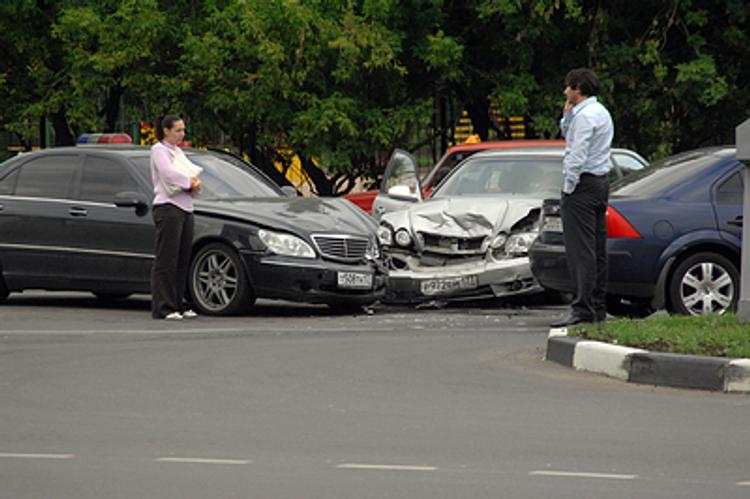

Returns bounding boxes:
[68,207,88,217]
[0,203,4,211]
[727,216,743,227]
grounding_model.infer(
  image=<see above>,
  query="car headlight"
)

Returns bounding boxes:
[490,233,508,249]
[394,229,412,247]
[504,232,538,256]
[377,226,393,246]
[365,239,380,260]
[257,229,316,258]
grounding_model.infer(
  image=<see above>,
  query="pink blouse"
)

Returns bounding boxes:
[150,141,195,213]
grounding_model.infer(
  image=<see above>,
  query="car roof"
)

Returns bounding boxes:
[445,140,565,154]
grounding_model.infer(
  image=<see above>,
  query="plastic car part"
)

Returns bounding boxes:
[0,273,8,302]
[606,206,641,238]
[189,242,256,315]
[667,252,739,316]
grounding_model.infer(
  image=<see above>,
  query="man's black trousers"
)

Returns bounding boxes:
[561,173,609,321]
[151,203,194,319]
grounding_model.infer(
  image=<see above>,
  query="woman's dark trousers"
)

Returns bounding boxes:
[151,204,194,318]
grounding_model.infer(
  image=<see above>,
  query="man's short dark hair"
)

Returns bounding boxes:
[564,68,600,97]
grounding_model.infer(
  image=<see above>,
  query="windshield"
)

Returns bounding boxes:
[434,157,563,198]
[612,149,728,196]
[130,152,282,199]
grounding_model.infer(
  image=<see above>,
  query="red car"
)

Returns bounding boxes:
[344,140,565,214]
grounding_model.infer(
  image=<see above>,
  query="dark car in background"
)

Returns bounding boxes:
[529,147,743,317]
[0,145,384,314]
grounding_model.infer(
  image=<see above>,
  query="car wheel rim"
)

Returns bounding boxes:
[194,250,239,312]
[679,262,734,315]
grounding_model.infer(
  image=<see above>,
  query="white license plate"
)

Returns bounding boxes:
[420,275,478,296]
[337,272,373,289]
[542,216,563,232]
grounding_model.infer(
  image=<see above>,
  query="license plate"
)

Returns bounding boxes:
[420,275,478,296]
[542,216,563,232]
[337,271,373,289]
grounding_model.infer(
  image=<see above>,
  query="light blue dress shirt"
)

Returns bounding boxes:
[559,96,614,194]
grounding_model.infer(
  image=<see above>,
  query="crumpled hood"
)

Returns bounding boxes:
[195,196,377,236]
[382,196,542,237]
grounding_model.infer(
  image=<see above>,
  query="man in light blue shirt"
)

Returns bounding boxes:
[552,68,614,328]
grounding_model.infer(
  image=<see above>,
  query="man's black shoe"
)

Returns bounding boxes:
[550,314,593,328]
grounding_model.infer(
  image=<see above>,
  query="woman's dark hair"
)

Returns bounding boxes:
[156,114,183,141]
[564,68,600,97]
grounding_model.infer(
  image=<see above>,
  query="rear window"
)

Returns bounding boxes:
[612,150,725,197]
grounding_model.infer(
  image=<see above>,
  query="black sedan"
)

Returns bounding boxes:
[529,147,743,317]
[0,145,384,314]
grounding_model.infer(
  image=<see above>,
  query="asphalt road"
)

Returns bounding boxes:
[1,292,748,498]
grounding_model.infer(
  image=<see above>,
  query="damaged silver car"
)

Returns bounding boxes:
[376,147,646,303]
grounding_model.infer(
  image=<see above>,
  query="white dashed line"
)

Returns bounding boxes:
[0,453,75,460]
[530,470,637,480]
[337,463,437,472]
[738,481,750,486]
[155,457,251,465]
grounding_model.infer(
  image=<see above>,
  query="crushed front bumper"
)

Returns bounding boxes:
[384,255,542,303]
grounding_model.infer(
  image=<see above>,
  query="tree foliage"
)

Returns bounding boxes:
[1,0,749,192]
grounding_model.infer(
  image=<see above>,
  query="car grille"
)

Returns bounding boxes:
[418,232,486,255]
[312,235,370,261]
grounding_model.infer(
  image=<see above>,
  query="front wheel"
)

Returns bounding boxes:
[667,252,738,316]
[189,243,255,315]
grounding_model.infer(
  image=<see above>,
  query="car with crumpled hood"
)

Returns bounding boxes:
[376,147,646,303]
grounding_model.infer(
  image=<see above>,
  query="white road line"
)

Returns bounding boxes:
[0,453,75,460]
[738,481,750,486]
[156,457,251,465]
[530,470,637,480]
[337,463,437,472]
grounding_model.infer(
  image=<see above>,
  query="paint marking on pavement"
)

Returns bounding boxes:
[337,463,437,472]
[0,452,75,460]
[530,470,637,480]
[156,457,251,465]
[737,481,750,486]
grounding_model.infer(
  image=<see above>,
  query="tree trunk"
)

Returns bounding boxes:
[51,109,75,146]
[102,85,124,132]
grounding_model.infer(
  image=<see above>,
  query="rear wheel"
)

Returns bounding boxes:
[189,243,255,315]
[667,252,738,316]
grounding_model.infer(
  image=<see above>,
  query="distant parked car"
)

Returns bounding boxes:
[345,140,566,216]
[529,147,743,317]
[0,143,384,314]
[377,146,646,303]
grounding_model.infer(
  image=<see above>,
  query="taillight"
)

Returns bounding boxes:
[607,206,640,238]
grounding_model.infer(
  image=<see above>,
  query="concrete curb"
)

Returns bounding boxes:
[546,331,750,393]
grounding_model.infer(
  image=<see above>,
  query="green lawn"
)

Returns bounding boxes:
[570,314,750,358]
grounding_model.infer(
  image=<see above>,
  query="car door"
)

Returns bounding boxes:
[712,166,744,246]
[64,153,154,292]
[371,149,422,220]
[0,153,81,288]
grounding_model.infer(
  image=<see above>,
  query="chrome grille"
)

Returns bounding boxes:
[419,232,486,254]
[312,235,369,261]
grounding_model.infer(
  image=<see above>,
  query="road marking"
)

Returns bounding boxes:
[337,463,437,472]
[530,470,637,480]
[0,453,75,460]
[156,457,251,465]
[738,481,750,486]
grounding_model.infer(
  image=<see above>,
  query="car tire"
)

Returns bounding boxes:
[189,242,255,315]
[0,274,8,303]
[605,295,653,318]
[667,252,739,316]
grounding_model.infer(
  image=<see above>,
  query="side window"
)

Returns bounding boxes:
[79,156,141,203]
[716,171,744,205]
[14,155,79,199]
[0,168,19,195]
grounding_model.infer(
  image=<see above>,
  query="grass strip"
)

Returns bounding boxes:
[570,314,750,358]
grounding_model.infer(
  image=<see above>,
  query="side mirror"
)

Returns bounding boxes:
[114,191,149,216]
[281,186,298,198]
[387,184,420,202]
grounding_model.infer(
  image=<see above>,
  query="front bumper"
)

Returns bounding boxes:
[384,255,542,303]
[243,252,386,305]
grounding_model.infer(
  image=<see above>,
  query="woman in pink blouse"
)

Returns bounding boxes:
[149,115,202,320]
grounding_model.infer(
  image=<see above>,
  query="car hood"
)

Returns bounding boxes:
[382,195,542,236]
[195,197,377,236]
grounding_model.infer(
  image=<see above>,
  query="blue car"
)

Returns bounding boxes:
[529,147,744,317]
